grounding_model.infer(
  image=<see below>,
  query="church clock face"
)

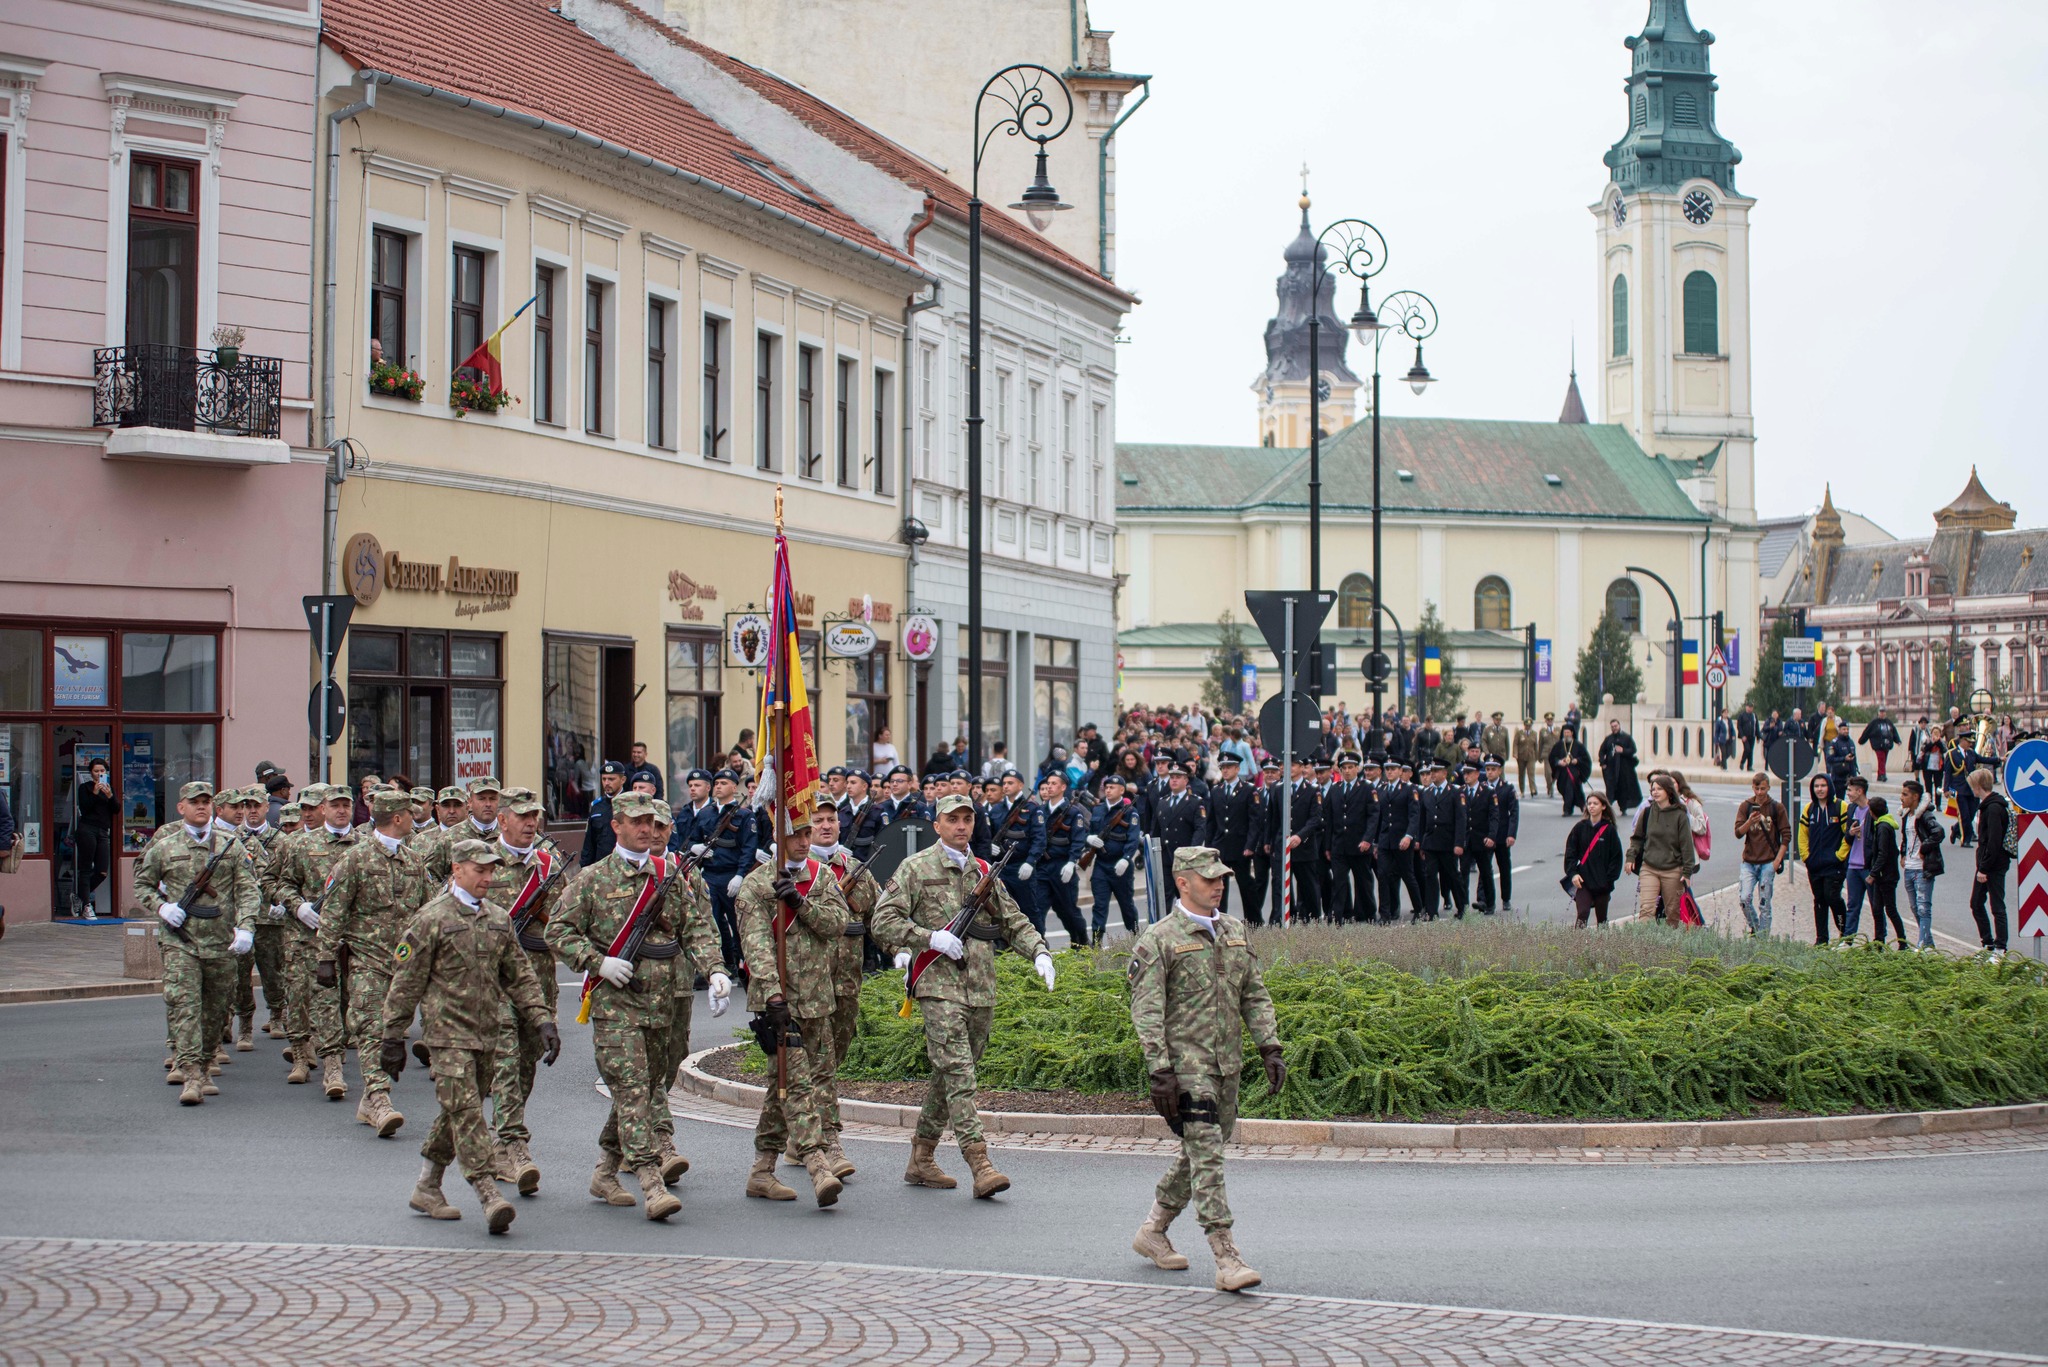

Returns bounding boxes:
[1612,198,1627,227]
[1682,189,1715,224]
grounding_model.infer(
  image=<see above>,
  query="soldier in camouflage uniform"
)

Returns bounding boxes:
[220,789,279,1051]
[267,783,361,1094]
[735,803,851,1207]
[544,791,691,1222]
[785,801,873,1179]
[871,793,1055,1198]
[640,800,730,1195]
[451,775,503,845]
[249,791,299,1039]
[132,781,261,1105]
[478,787,566,1194]
[407,786,467,883]
[318,788,434,1136]
[1126,846,1286,1292]
[379,839,558,1234]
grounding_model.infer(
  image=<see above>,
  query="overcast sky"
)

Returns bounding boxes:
[1098,0,2048,538]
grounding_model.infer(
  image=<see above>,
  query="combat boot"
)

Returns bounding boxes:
[321,1054,346,1100]
[360,1090,404,1138]
[745,1150,796,1201]
[781,1142,803,1167]
[961,1140,1009,1199]
[823,1138,856,1180]
[409,1162,460,1220]
[1207,1228,1262,1292]
[263,1015,282,1038]
[636,1165,681,1221]
[214,1044,231,1066]
[589,1153,636,1207]
[493,1144,519,1182]
[201,1077,219,1096]
[471,1175,515,1234]
[657,1140,689,1185]
[286,1048,311,1085]
[179,1076,205,1106]
[206,1061,221,1078]
[1133,1201,1191,1270]
[506,1139,540,1195]
[236,1016,255,1052]
[902,1137,957,1189]
[801,1150,843,1207]
[167,1066,186,1086]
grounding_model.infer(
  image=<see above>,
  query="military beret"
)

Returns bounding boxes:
[448,838,501,866]
[600,759,626,776]
[501,786,543,816]
[1172,846,1229,879]
[371,789,414,817]
[948,769,971,782]
[713,769,741,785]
[410,786,436,803]
[178,780,214,802]
[465,775,503,796]
[826,765,848,779]
[685,768,713,784]
[613,791,657,819]
[886,764,912,780]
[1103,772,1126,787]
[650,799,673,825]
[934,794,975,817]
[844,769,869,784]
[436,786,467,804]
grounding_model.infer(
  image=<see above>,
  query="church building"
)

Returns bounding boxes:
[1114,0,1762,725]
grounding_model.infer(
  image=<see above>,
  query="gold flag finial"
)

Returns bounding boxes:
[774,484,784,532]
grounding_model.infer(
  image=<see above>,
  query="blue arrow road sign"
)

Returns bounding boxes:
[2005,738,2048,815]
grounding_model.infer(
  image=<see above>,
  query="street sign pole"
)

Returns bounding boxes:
[319,604,333,783]
[1276,604,1293,927]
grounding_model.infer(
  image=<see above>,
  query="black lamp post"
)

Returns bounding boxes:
[1304,219,1387,596]
[965,65,1072,773]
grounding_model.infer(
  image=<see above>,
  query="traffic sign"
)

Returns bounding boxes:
[1706,645,1727,672]
[1782,661,1817,688]
[2017,813,2048,939]
[1258,690,1322,759]
[1705,660,1728,691]
[302,594,355,660]
[308,682,346,747]
[2005,738,2048,815]
[1244,590,1334,689]
[1767,736,1816,782]
[1362,650,1392,684]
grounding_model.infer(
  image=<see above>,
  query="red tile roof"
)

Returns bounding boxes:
[581,0,1133,303]
[320,0,916,272]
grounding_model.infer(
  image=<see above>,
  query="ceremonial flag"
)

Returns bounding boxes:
[1681,639,1700,686]
[1423,646,1442,689]
[455,293,538,397]
[755,525,820,830]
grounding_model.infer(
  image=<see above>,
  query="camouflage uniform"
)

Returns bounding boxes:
[649,859,720,1156]
[822,848,880,1139]
[544,843,693,1173]
[266,790,360,1066]
[735,854,850,1158]
[317,802,434,1098]
[131,804,261,1077]
[870,839,1046,1149]
[1126,861,1280,1234]
[481,824,568,1152]
[382,885,550,1182]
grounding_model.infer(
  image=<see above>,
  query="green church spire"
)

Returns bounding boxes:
[1603,0,1742,195]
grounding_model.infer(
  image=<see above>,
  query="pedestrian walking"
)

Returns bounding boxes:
[1625,774,1697,922]
[1968,769,2011,956]
[1864,797,1908,949]
[1549,726,1592,815]
[1898,779,1944,951]
[1599,719,1643,816]
[1796,774,1853,944]
[1127,847,1284,1293]
[1562,792,1624,928]
[266,783,359,1093]
[1733,773,1788,936]
[1737,704,1760,770]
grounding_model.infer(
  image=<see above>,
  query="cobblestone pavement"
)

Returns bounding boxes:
[661,1087,2048,1167]
[3,1237,2039,1366]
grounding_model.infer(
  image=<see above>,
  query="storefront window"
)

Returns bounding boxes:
[120,633,216,712]
[956,627,1007,759]
[347,629,502,792]
[0,629,40,710]
[1,723,42,853]
[1032,635,1079,763]
[544,637,602,819]
[846,650,888,771]
[665,631,722,785]
[115,723,216,852]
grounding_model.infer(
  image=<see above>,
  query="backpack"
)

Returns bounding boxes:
[1691,801,1712,862]
[1998,796,2018,859]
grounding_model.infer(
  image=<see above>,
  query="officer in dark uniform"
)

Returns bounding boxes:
[1139,753,1174,834]
[988,769,1046,933]
[1207,754,1261,922]
[879,764,928,825]
[673,767,714,852]
[1414,759,1468,919]
[1034,770,1090,946]
[1085,772,1142,939]
[1370,757,1422,922]
[1483,755,1518,913]
[956,770,998,859]
[699,767,757,972]
[1264,755,1323,923]
[1152,764,1208,875]
[1327,752,1376,923]
[1458,761,1497,913]
[1310,758,1336,912]
[580,759,626,866]
[1250,758,1282,914]
[840,769,886,865]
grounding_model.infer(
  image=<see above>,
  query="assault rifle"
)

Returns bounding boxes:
[1077,800,1131,872]
[508,859,566,942]
[160,838,238,944]
[900,842,1019,1005]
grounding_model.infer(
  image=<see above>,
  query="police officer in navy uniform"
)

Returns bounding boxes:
[1086,772,1142,939]
[1482,755,1518,914]
[839,769,886,865]
[879,764,927,825]
[1263,755,1323,923]
[1414,759,1468,920]
[1034,770,1090,946]
[1370,757,1424,922]
[989,769,1046,933]
[580,759,626,867]
[1152,764,1209,876]
[674,767,715,852]
[1207,754,1260,923]
[1458,761,1497,913]
[1327,752,1376,924]
[697,767,757,973]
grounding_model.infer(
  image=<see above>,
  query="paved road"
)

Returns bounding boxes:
[3,995,2044,1357]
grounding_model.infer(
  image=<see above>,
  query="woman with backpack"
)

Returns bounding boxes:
[1796,773,1852,944]
[1863,796,1908,949]
[1968,769,2012,958]
[1626,774,1698,924]
[1898,779,1945,951]
[1563,791,1625,928]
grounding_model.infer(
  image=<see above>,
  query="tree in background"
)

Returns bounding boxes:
[1574,609,1644,713]
[1415,600,1467,721]
[1740,611,1842,718]
[1201,610,1250,714]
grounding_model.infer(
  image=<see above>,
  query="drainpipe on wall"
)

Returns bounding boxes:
[900,195,940,762]
[1096,78,1149,279]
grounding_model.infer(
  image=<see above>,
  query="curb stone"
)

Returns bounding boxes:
[0,980,161,1006]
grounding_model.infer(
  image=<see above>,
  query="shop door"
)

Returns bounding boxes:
[408,686,447,791]
[52,725,113,917]
[602,646,635,771]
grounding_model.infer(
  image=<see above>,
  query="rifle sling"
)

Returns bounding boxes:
[634,938,682,960]
[962,913,1003,941]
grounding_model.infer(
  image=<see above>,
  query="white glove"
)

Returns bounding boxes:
[690,843,708,857]
[1086,834,1105,850]
[1017,862,1035,880]
[893,951,913,970]
[1114,858,1130,876]
[268,903,286,921]
[597,956,635,988]
[230,928,254,955]
[1060,862,1076,884]
[707,971,733,1018]
[928,928,965,961]
[158,902,187,929]
[295,902,320,930]
[753,848,771,864]
[1034,952,1056,991]
[726,876,743,897]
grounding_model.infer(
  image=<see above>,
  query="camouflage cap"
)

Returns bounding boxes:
[279,800,304,816]
[410,786,436,803]
[934,793,975,817]
[500,786,544,816]
[650,799,673,825]
[370,789,414,817]
[465,775,503,796]
[612,791,656,820]
[448,837,502,866]
[320,784,356,804]
[1171,845,1229,879]
[179,780,215,801]
[436,786,467,804]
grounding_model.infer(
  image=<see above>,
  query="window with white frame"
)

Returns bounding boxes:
[796,343,821,479]
[916,342,936,481]
[646,296,676,449]
[835,355,857,488]
[702,313,730,459]
[871,366,893,495]
[1026,380,1043,507]
[583,278,611,435]
[992,369,1011,498]
[450,245,488,377]
[1089,402,1107,521]
[369,226,411,372]
[533,263,560,424]
[754,330,781,472]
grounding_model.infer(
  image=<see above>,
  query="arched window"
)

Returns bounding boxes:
[1605,578,1642,634]
[1611,275,1628,357]
[1683,270,1718,355]
[1338,573,1375,630]
[1474,576,1511,630]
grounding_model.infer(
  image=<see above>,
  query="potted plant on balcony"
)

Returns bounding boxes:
[450,371,516,417]
[211,323,246,370]
[369,357,425,401]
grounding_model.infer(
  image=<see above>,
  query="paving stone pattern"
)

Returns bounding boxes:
[3,1237,2039,1366]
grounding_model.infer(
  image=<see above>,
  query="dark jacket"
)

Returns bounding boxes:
[1488,781,1520,843]
[1370,780,1416,851]
[1038,798,1085,867]
[76,778,120,832]
[1264,781,1322,854]
[1977,793,2012,874]
[1152,788,1208,852]
[1088,797,1142,866]
[1327,778,1374,857]
[989,795,1046,867]
[1208,778,1260,862]
[1414,783,1466,853]
[1564,817,1624,893]
[1907,805,1945,877]
[1866,814,1901,884]
[1858,718,1899,753]
[1797,794,1851,869]
[582,791,616,866]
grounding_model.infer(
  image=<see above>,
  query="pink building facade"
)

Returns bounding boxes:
[0,0,323,920]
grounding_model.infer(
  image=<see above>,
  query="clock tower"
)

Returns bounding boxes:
[1253,193,1360,448]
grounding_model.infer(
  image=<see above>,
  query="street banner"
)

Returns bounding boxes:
[1682,639,1700,686]
[1534,639,1552,683]
[1725,630,1741,676]
[1423,646,1442,689]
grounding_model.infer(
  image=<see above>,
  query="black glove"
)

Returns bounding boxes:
[772,875,801,909]
[765,996,791,1031]
[1148,1066,1180,1127]
[1260,1043,1288,1093]
[379,1037,408,1078]
[539,1021,562,1067]
[411,1040,431,1068]
[315,959,337,989]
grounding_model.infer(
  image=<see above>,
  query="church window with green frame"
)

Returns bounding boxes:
[1683,271,1718,355]
[1611,275,1628,357]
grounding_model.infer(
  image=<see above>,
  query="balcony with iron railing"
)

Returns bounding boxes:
[92,344,289,465]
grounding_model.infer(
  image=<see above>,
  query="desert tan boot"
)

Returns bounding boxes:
[637,1165,681,1221]
[802,1150,843,1208]
[903,1137,956,1188]
[1208,1228,1262,1292]
[506,1139,539,1195]
[657,1140,689,1185]
[236,1017,255,1052]
[1132,1201,1191,1270]
[823,1139,856,1180]
[961,1140,1009,1199]
[321,1054,345,1099]
[286,1048,311,1085]
[589,1153,636,1207]
[745,1150,796,1201]
[362,1090,404,1138]
[179,1076,205,1106]
[471,1175,515,1234]
[409,1162,461,1220]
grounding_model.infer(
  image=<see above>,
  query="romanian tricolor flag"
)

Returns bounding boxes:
[756,527,821,831]
[1807,629,1827,676]
[1681,639,1700,686]
[1423,646,1442,689]
[455,293,538,397]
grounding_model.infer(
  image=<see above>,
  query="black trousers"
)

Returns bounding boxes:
[706,881,744,972]
[1419,847,1466,916]
[1739,736,1756,769]
[1870,876,1906,944]
[1330,850,1376,923]
[1489,842,1514,911]
[1223,854,1261,926]
[1970,870,2008,950]
[1279,846,1322,923]
[76,824,112,905]
[1375,846,1422,921]
[1035,869,1089,947]
[1954,783,1979,844]
[1463,848,1495,910]
[1807,865,1846,944]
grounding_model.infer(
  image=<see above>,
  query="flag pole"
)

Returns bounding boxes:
[771,485,791,1105]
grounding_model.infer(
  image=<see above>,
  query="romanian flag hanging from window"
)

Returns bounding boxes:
[755,526,821,831]
[1681,639,1700,686]
[455,293,538,397]
[1422,646,1442,689]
